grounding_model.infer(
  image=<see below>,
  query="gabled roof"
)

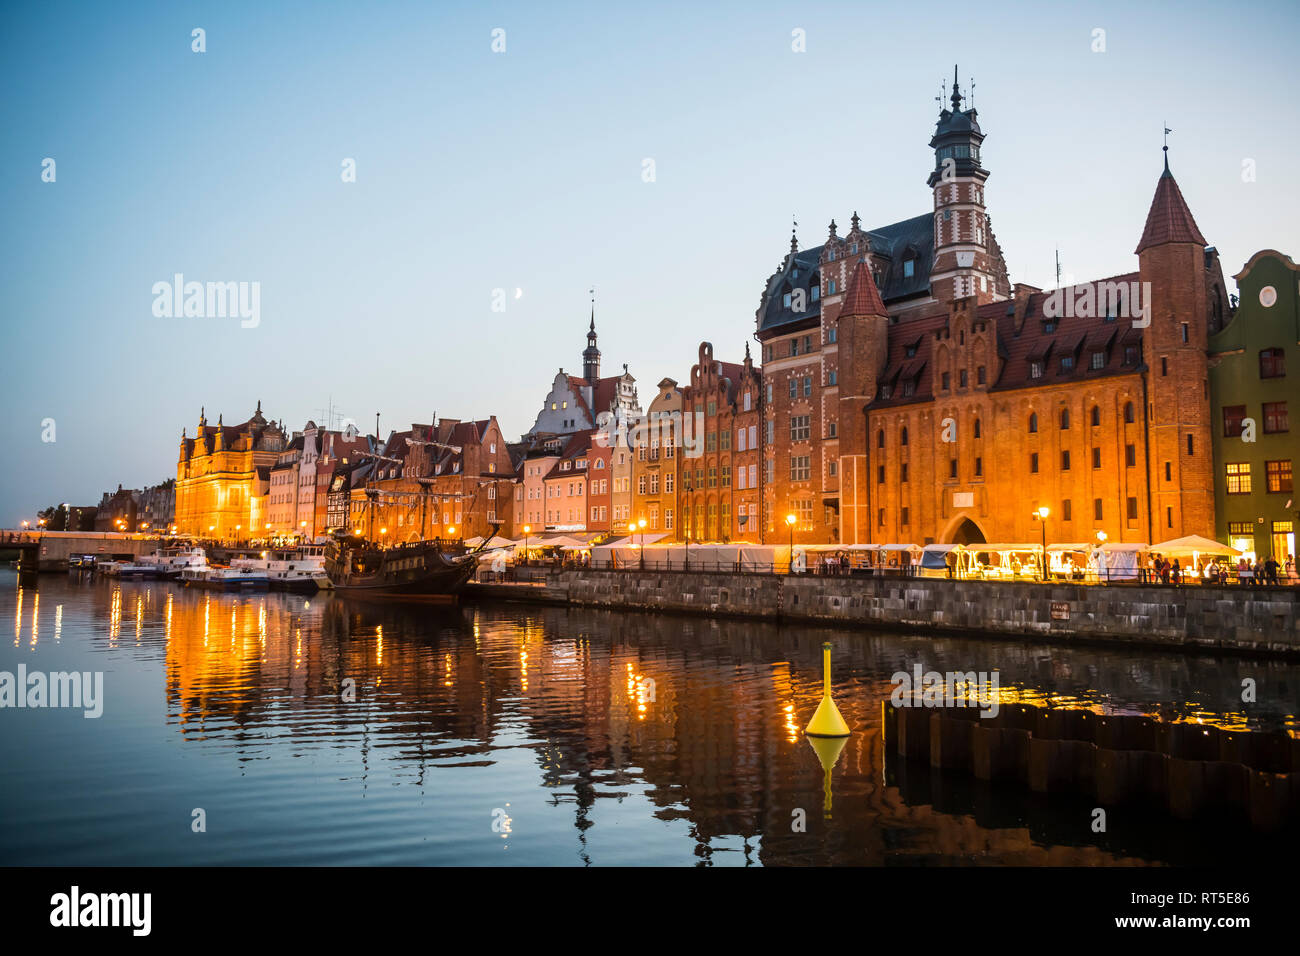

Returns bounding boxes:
[1135,166,1207,254]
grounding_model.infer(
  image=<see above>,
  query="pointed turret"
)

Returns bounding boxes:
[1134,161,1207,254]
[841,259,888,317]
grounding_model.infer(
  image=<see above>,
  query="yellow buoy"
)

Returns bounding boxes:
[804,641,850,737]
[806,733,848,818]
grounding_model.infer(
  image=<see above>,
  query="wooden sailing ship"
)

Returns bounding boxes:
[322,430,493,599]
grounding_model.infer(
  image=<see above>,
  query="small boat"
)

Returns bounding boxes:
[181,565,269,589]
[143,546,208,580]
[232,546,331,592]
[112,561,162,580]
[324,536,477,599]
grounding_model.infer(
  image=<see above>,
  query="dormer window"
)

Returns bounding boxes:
[783,292,792,308]
[811,283,820,302]
[905,344,917,358]
[850,243,858,254]
[903,258,915,278]
[1042,319,1057,334]
[828,280,837,294]
[1030,361,1044,379]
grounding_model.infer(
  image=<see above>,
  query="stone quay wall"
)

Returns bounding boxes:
[466,569,1300,656]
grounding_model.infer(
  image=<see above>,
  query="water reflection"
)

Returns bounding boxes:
[0,572,1296,866]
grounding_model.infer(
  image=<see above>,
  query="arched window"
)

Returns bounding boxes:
[1123,401,1135,424]
[1090,405,1100,427]
[1060,408,1070,430]
[973,418,982,439]
[877,429,884,448]
[900,426,909,446]
[1029,412,1038,433]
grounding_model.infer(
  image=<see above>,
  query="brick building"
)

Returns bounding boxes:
[630,378,682,535]
[679,342,763,542]
[755,72,1227,547]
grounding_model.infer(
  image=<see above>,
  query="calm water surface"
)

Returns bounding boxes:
[1,571,1296,866]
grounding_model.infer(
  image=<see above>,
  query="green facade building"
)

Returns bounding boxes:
[1208,250,1299,564]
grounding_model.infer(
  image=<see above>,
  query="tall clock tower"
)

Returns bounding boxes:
[928,67,1002,307]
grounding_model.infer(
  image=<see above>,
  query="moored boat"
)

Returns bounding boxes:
[143,545,208,580]
[181,565,270,589]
[324,536,476,599]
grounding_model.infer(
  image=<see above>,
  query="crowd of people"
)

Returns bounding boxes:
[1140,552,1296,586]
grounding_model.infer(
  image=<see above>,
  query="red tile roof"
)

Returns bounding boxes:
[841,260,888,317]
[868,271,1144,408]
[1135,168,1206,254]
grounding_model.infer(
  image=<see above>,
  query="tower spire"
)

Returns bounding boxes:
[1162,124,1171,174]
[950,64,962,111]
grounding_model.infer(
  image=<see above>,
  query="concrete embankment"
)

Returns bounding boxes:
[464,569,1300,657]
[884,701,1300,830]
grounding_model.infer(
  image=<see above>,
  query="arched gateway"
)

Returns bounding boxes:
[943,516,987,545]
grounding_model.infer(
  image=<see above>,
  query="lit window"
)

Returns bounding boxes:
[1226,462,1251,494]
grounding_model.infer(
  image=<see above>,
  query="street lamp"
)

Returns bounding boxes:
[637,517,647,569]
[523,525,531,565]
[1096,530,1109,583]
[786,513,797,573]
[1032,506,1049,580]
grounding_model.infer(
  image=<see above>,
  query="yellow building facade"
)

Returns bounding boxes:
[175,403,286,541]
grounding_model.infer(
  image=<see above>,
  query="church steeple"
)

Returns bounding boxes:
[582,290,601,382]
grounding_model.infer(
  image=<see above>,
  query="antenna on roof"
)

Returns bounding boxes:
[1055,249,1062,288]
[969,76,975,108]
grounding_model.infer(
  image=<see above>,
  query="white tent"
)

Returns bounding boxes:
[1150,535,1240,558]
[1089,542,1147,581]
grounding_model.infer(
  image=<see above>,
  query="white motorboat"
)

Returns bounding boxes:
[142,546,208,579]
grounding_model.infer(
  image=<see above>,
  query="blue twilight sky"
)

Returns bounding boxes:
[2,0,1297,521]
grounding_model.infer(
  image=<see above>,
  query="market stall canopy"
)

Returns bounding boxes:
[599,532,672,548]
[465,535,516,549]
[1150,535,1241,557]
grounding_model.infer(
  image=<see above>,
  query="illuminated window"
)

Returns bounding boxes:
[1225,463,1250,494]
[1265,460,1292,493]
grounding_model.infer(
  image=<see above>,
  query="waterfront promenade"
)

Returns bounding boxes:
[466,566,1300,657]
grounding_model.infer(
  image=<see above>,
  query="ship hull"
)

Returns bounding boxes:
[325,540,476,599]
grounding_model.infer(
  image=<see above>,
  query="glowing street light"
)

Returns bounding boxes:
[1032,506,1049,580]
[1096,530,1109,583]
[523,524,531,564]
[786,513,797,573]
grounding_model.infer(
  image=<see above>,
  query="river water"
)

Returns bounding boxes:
[0,571,1295,866]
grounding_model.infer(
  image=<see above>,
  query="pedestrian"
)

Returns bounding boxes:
[1171,558,1182,585]
[1264,554,1280,587]
[1287,555,1298,585]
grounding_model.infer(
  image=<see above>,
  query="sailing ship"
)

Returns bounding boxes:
[321,432,492,598]
[323,536,477,598]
